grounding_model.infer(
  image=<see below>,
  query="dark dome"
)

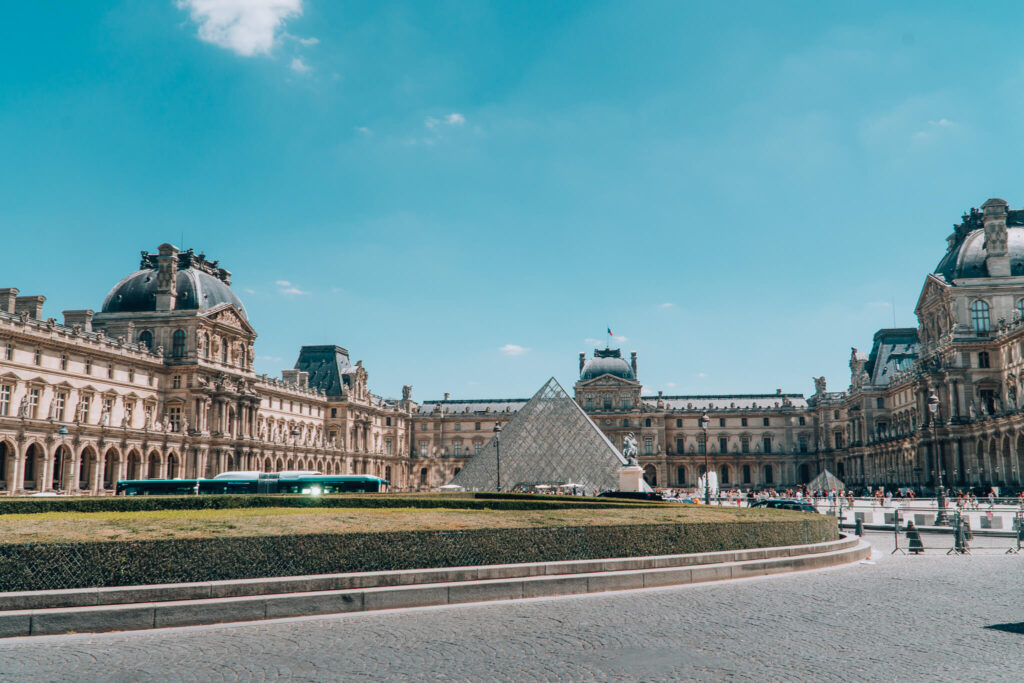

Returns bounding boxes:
[580,349,635,381]
[102,268,248,320]
[935,211,1024,280]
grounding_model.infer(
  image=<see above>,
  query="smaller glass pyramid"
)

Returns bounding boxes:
[450,377,627,492]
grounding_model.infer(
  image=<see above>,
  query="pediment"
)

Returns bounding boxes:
[577,375,638,388]
[201,303,255,334]
[915,274,950,315]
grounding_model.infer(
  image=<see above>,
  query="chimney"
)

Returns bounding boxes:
[444,392,450,401]
[579,352,586,373]
[281,369,300,385]
[297,371,309,388]
[0,288,18,314]
[630,351,638,378]
[982,198,1010,277]
[14,295,45,319]
[155,243,179,311]
[63,309,94,332]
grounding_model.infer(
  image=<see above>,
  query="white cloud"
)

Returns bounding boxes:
[912,118,956,142]
[256,355,282,362]
[298,36,318,46]
[290,57,310,73]
[697,372,708,378]
[243,288,256,294]
[614,335,629,343]
[355,126,373,136]
[659,302,674,308]
[584,338,602,346]
[446,113,466,126]
[500,344,528,356]
[177,0,302,57]
[424,117,440,130]
[275,279,307,295]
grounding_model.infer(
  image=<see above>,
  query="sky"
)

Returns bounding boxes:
[3,1,1024,402]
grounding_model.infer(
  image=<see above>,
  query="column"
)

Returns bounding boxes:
[5,444,19,494]
[92,452,105,494]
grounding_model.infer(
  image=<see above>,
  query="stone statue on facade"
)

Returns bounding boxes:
[813,376,827,395]
[100,407,110,427]
[181,415,189,434]
[622,432,638,466]
[18,395,31,419]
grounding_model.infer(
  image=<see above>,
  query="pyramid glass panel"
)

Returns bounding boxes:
[450,377,627,492]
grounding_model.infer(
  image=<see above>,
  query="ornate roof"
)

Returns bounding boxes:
[580,348,635,382]
[101,248,247,319]
[935,207,1024,280]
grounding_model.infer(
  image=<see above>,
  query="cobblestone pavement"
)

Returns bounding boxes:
[3,533,1024,682]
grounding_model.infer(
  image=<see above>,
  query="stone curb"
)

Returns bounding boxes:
[0,536,869,638]
[0,534,858,612]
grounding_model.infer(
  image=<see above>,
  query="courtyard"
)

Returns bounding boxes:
[1,532,1021,681]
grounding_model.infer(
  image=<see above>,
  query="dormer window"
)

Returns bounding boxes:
[971,300,991,333]
[139,330,153,350]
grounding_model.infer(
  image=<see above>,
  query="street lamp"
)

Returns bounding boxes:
[56,424,69,492]
[699,410,710,505]
[493,423,502,492]
[928,390,949,525]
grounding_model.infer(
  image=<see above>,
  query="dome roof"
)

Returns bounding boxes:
[101,256,248,320]
[580,348,635,381]
[935,208,1024,280]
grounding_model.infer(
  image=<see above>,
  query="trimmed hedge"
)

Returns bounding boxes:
[0,518,838,592]
[0,493,645,515]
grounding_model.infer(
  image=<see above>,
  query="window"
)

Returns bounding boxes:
[741,437,750,453]
[676,418,682,428]
[453,443,461,456]
[474,422,480,430]
[172,375,181,389]
[3,343,11,360]
[419,442,427,457]
[128,367,135,383]
[603,396,612,410]
[33,349,41,365]
[978,351,990,369]
[85,358,92,375]
[798,416,806,426]
[60,354,67,370]
[621,397,630,410]
[676,466,686,485]
[454,422,461,431]
[54,391,66,421]
[834,431,844,448]
[698,437,706,455]
[385,438,392,455]
[741,417,748,427]
[622,418,629,427]
[386,417,392,426]
[719,436,728,453]
[833,410,839,419]
[420,423,426,431]
[763,465,774,484]
[419,468,428,485]
[28,388,40,418]
[762,417,770,427]
[676,438,684,453]
[644,437,653,455]
[221,341,228,363]
[139,330,153,350]
[742,464,751,484]
[585,397,593,410]
[0,384,9,416]
[80,394,91,422]
[172,329,186,358]
[1018,298,1024,321]
[799,436,809,454]
[720,465,729,484]
[168,406,181,432]
[876,397,885,409]
[107,363,114,378]
[971,300,991,333]
[645,418,651,427]
[763,437,772,453]
[103,398,113,422]
[474,442,482,455]
[331,408,337,418]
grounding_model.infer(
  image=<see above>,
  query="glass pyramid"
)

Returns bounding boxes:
[450,377,627,492]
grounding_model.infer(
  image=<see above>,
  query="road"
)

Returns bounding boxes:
[1,532,1023,682]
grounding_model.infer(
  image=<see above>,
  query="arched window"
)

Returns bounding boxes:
[171,329,186,357]
[971,300,990,333]
[719,464,729,484]
[676,465,686,485]
[139,330,153,350]
[742,464,751,484]
[763,464,774,484]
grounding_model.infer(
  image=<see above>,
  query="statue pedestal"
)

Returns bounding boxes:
[619,465,645,492]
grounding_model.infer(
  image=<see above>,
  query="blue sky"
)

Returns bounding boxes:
[3,1,1024,401]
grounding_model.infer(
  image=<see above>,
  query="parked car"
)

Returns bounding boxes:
[748,498,818,513]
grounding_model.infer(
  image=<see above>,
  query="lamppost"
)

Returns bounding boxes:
[493,423,502,492]
[56,424,68,492]
[699,410,710,505]
[928,390,949,525]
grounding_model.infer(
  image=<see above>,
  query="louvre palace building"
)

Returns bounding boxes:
[3,198,1024,495]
